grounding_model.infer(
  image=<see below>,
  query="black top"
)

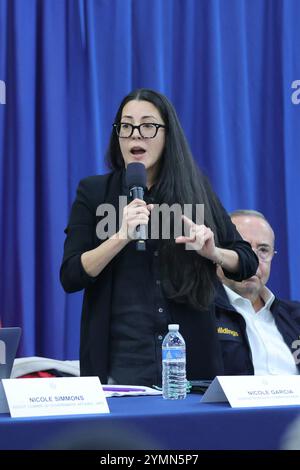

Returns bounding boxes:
[109,182,170,386]
[60,170,258,385]
[215,283,300,375]
[110,239,170,386]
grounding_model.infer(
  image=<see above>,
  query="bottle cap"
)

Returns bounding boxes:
[168,324,179,331]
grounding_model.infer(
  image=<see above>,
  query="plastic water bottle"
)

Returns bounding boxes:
[162,324,186,400]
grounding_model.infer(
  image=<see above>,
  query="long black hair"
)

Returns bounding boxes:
[106,88,227,309]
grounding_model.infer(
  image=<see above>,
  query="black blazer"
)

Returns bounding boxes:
[60,170,258,382]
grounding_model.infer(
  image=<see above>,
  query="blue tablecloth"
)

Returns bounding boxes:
[0,393,300,450]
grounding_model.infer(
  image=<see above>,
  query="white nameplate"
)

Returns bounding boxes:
[0,381,9,413]
[2,376,109,418]
[202,375,300,408]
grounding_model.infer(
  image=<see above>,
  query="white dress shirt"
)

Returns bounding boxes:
[224,285,298,375]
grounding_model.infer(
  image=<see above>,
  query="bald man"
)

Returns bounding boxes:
[215,210,300,375]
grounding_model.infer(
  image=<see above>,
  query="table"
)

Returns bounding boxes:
[0,393,299,450]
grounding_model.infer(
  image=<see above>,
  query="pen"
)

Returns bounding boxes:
[103,386,146,392]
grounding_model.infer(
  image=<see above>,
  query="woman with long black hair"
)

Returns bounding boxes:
[60,89,258,386]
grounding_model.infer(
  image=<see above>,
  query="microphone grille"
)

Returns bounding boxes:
[125,162,147,189]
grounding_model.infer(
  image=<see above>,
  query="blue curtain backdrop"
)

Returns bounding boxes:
[0,0,299,359]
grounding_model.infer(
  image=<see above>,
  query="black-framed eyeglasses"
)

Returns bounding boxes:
[113,122,166,139]
[252,246,277,262]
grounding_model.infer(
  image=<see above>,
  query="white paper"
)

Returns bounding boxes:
[11,356,80,378]
[2,376,109,417]
[102,384,162,397]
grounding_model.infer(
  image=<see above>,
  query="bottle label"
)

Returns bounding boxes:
[162,348,185,360]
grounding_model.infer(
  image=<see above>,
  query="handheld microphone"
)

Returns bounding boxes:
[125,162,147,251]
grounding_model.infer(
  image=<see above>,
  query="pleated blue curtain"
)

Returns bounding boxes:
[0,0,299,359]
